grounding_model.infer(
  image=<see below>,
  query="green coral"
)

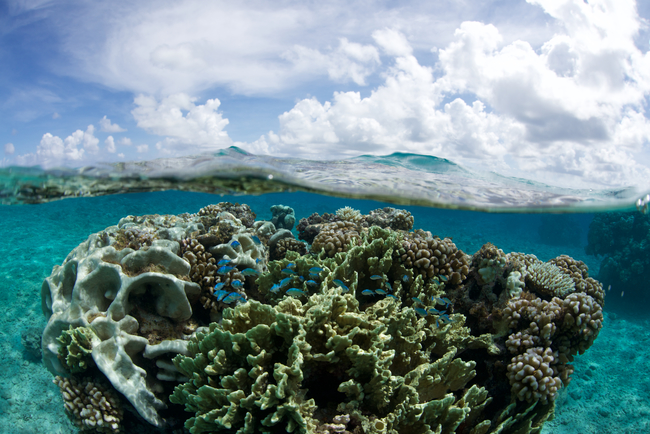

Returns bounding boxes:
[56,325,96,373]
[116,205,594,433]
[171,226,499,434]
[172,291,496,434]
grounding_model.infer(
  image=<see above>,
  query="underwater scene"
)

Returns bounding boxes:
[0,150,649,434]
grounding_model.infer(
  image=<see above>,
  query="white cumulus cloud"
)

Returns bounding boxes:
[99,115,127,132]
[137,144,149,153]
[105,136,116,153]
[283,38,380,85]
[4,143,15,155]
[131,93,232,154]
[249,0,650,188]
[117,137,132,146]
[15,124,99,167]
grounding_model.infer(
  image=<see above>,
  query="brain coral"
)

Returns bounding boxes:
[41,203,604,434]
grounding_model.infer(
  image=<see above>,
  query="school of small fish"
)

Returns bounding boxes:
[210,247,454,328]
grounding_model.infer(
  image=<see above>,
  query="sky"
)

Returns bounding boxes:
[1,0,650,191]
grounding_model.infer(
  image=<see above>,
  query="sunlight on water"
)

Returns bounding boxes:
[1,147,646,212]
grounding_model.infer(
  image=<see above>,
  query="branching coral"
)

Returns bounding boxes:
[311,221,361,258]
[398,230,470,284]
[54,376,123,433]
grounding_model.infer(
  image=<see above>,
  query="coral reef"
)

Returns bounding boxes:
[54,376,123,433]
[57,326,97,373]
[271,204,296,230]
[584,211,648,310]
[42,203,604,434]
[311,221,361,257]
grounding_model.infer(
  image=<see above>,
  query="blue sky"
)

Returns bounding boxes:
[2,0,650,191]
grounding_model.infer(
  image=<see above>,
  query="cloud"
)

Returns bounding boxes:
[283,38,380,85]
[117,137,132,146]
[4,143,15,155]
[99,115,127,132]
[249,0,650,188]
[131,93,232,154]
[47,0,559,95]
[52,112,60,119]
[136,144,149,153]
[105,136,116,153]
[15,124,99,167]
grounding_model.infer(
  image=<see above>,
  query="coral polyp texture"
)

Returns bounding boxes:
[41,203,604,433]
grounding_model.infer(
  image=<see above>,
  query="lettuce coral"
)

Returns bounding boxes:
[56,325,97,373]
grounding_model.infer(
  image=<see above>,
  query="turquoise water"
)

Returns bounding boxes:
[0,150,648,433]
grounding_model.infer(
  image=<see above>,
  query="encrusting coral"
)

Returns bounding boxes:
[41,203,604,434]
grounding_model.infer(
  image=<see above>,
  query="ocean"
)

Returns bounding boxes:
[0,149,648,433]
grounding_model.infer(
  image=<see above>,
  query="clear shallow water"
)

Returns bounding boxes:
[0,151,648,433]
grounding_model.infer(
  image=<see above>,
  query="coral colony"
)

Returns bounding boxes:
[42,203,604,433]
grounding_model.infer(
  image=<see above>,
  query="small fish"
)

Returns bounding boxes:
[256,258,262,264]
[214,282,226,291]
[223,293,242,304]
[309,267,323,273]
[270,284,281,294]
[362,289,375,296]
[428,307,441,315]
[217,259,231,266]
[230,240,241,248]
[298,276,305,282]
[230,280,244,289]
[279,277,293,288]
[241,268,260,276]
[433,297,452,306]
[370,275,383,280]
[217,266,235,274]
[414,307,428,317]
[286,262,296,269]
[306,280,319,287]
[438,275,449,282]
[386,294,399,300]
[384,281,392,291]
[412,297,424,305]
[435,314,451,327]
[281,268,297,275]
[332,279,348,291]
[251,235,261,244]
[214,289,229,301]
[309,273,321,280]
[375,289,387,295]
[286,288,305,297]
[402,274,410,283]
